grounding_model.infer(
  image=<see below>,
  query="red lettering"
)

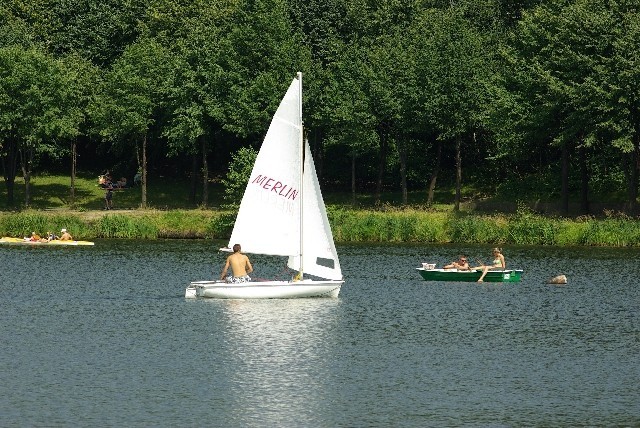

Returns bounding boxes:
[263,178,274,190]
[278,184,289,196]
[252,175,266,185]
[251,174,298,200]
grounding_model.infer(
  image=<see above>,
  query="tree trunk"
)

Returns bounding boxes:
[561,142,570,216]
[351,151,357,206]
[427,140,442,207]
[201,137,209,208]
[20,148,35,208]
[2,138,19,207]
[579,142,589,215]
[628,142,639,216]
[399,143,408,205]
[628,104,639,216]
[454,136,462,212]
[141,134,147,209]
[189,153,198,205]
[70,140,77,208]
[375,131,387,205]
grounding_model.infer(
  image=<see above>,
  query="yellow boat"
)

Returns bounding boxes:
[0,237,95,246]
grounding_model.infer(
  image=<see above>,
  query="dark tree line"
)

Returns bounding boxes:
[1,0,639,215]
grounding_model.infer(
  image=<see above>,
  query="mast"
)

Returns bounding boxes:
[297,72,304,280]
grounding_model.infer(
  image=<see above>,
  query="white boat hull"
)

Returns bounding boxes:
[185,279,343,299]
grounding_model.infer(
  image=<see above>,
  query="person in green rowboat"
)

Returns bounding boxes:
[444,255,470,270]
[473,248,506,283]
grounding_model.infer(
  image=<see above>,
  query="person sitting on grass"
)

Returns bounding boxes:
[116,177,127,188]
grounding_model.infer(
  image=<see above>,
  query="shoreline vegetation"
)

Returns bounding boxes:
[1,208,640,247]
[1,174,638,247]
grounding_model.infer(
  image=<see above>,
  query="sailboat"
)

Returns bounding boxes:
[185,73,344,299]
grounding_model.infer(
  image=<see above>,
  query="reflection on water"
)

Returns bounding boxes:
[0,240,639,426]
[213,299,342,425]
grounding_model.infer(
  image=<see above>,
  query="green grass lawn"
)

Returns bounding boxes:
[0,171,629,215]
[0,173,227,211]
[1,172,455,211]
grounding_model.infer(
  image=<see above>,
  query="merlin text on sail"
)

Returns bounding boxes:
[251,175,298,200]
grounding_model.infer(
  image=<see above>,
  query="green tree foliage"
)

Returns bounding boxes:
[57,53,101,206]
[221,146,258,209]
[410,8,493,209]
[0,46,75,206]
[1,0,146,66]
[222,0,311,138]
[498,0,640,213]
[91,37,176,208]
[2,0,640,215]
[319,42,379,203]
[148,0,236,206]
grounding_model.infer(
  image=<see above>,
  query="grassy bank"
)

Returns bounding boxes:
[0,173,226,211]
[2,173,639,246]
[0,210,233,240]
[2,208,640,246]
[330,207,640,246]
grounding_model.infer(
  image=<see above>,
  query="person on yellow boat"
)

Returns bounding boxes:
[472,248,506,283]
[60,228,73,241]
[29,232,43,242]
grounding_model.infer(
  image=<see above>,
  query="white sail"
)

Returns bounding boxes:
[287,142,342,280]
[187,72,343,298]
[228,77,302,257]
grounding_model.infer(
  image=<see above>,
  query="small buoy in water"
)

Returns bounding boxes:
[547,274,567,284]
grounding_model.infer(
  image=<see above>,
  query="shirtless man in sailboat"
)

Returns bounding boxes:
[220,243,254,283]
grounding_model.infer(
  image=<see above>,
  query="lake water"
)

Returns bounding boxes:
[1,240,639,427]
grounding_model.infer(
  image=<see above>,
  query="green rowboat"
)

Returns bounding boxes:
[417,268,523,283]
